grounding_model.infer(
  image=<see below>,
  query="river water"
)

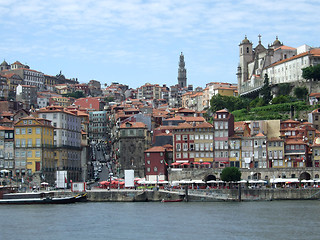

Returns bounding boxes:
[1,201,319,240]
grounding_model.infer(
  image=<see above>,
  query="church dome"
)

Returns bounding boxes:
[273,36,281,45]
[242,36,250,44]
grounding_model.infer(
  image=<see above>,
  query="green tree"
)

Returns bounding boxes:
[63,91,84,99]
[220,167,241,182]
[294,87,308,101]
[278,83,292,96]
[302,64,320,81]
[271,95,293,104]
[210,94,248,113]
[260,74,272,105]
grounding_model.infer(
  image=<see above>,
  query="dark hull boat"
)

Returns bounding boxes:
[0,192,87,204]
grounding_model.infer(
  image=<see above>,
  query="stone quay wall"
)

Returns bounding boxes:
[75,188,320,202]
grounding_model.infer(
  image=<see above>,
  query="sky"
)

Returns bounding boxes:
[1,0,320,89]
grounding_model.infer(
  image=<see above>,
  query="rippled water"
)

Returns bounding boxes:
[1,201,319,240]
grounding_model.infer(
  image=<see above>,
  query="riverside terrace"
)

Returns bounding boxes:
[168,164,320,183]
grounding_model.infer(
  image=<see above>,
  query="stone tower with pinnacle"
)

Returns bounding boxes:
[178,52,187,88]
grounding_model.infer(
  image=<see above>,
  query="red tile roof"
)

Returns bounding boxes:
[120,121,146,129]
[145,146,166,153]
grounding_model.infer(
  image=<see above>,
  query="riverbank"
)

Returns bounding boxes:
[59,188,320,202]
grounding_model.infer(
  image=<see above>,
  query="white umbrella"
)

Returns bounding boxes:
[193,180,205,184]
[238,179,247,183]
[207,180,218,183]
[0,169,10,173]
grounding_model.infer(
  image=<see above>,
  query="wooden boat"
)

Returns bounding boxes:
[0,192,87,204]
[161,199,183,202]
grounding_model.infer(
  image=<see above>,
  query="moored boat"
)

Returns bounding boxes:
[0,192,87,204]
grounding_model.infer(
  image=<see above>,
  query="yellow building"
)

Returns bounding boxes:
[14,116,55,183]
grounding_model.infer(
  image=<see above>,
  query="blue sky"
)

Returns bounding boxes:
[1,0,320,89]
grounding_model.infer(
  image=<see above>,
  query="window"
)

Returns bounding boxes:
[147,160,150,164]
[182,135,188,141]
[27,151,32,158]
[36,128,41,134]
[27,128,32,134]
[28,139,32,147]
[176,135,181,141]
[176,143,181,151]
[146,153,150,157]
[36,139,41,147]
[35,151,40,157]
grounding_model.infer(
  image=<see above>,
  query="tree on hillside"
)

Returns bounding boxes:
[220,167,241,182]
[294,87,308,101]
[271,95,293,104]
[302,64,320,81]
[209,94,248,113]
[278,83,292,96]
[260,74,272,105]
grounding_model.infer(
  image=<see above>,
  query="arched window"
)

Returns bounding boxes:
[246,47,249,53]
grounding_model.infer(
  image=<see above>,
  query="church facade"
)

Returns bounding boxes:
[237,35,320,97]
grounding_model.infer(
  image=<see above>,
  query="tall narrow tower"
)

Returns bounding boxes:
[178,52,187,88]
[238,36,253,85]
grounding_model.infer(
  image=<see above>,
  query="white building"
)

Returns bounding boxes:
[237,35,320,96]
[37,106,82,182]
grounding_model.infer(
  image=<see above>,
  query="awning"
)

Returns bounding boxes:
[270,178,299,183]
[171,162,180,166]
[301,179,314,183]
[248,180,267,184]
[201,162,211,165]
[238,180,248,183]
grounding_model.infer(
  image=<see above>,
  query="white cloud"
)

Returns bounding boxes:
[1,0,320,87]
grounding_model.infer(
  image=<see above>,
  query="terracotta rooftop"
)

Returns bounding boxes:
[145,146,166,153]
[120,121,146,129]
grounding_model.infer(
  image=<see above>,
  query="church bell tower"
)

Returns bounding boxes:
[178,52,187,88]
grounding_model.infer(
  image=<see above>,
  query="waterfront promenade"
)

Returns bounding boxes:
[54,187,320,202]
